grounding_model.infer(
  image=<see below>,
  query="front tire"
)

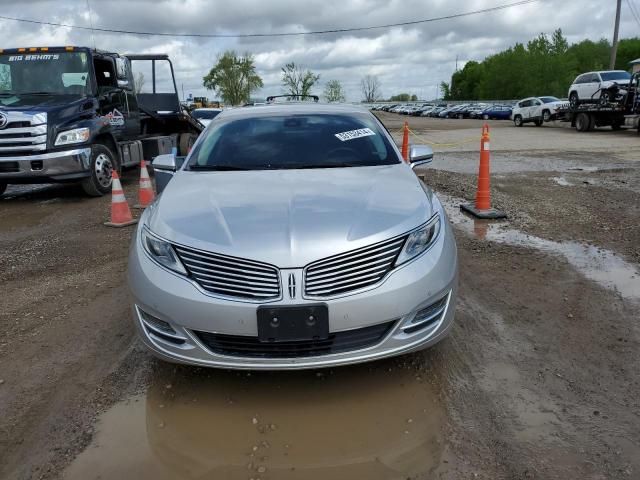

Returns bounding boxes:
[542,110,551,122]
[534,119,543,127]
[482,114,489,120]
[569,92,579,108]
[514,115,523,127]
[81,144,118,197]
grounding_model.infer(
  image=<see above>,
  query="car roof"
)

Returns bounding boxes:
[217,103,369,120]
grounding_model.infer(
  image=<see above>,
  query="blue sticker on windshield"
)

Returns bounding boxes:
[334,128,376,142]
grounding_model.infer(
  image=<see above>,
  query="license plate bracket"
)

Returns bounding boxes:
[257,304,329,343]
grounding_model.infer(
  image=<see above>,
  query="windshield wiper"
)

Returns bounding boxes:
[0,92,18,97]
[291,163,363,169]
[189,164,253,171]
[20,92,56,96]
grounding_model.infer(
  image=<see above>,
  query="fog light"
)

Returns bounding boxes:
[139,309,176,334]
[402,295,449,334]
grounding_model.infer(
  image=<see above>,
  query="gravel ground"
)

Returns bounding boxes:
[0,118,639,480]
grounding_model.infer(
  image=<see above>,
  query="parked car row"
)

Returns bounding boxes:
[370,103,515,120]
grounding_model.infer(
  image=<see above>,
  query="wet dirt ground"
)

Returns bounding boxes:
[1,117,639,480]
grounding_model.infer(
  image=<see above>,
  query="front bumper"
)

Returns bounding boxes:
[128,220,458,370]
[0,148,92,183]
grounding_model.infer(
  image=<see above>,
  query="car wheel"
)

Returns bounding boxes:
[534,119,543,127]
[0,183,7,197]
[457,113,463,119]
[542,110,551,122]
[81,144,118,197]
[569,92,579,108]
[600,91,612,106]
[514,115,523,127]
[575,112,592,132]
[482,114,489,120]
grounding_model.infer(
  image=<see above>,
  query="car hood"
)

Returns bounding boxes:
[147,164,434,268]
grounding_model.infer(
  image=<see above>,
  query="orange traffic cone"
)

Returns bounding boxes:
[401,121,409,162]
[460,124,506,219]
[104,171,138,228]
[134,160,155,209]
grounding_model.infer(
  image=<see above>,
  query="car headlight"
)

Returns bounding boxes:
[141,226,187,275]
[54,127,90,146]
[395,214,441,266]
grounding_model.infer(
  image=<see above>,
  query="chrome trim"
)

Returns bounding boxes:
[0,147,90,161]
[173,244,282,301]
[0,111,48,154]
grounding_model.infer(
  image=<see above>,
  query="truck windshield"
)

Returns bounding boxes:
[187,113,400,170]
[0,51,91,96]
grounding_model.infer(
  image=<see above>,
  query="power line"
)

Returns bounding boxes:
[0,0,541,38]
[626,0,640,27]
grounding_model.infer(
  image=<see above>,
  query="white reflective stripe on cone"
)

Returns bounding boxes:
[112,178,123,190]
[484,142,490,151]
[140,179,152,188]
[112,193,127,202]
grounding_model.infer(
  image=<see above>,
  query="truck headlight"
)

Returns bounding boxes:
[54,128,90,146]
[395,214,441,266]
[141,226,187,275]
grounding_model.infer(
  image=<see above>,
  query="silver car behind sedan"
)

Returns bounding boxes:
[128,103,458,369]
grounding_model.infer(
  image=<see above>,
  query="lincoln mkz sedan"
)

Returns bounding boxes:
[128,103,458,369]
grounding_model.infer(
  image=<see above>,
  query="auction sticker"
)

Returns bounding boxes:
[334,128,376,142]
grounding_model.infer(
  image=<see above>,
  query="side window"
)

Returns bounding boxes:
[593,73,602,83]
[533,99,542,106]
[575,75,586,84]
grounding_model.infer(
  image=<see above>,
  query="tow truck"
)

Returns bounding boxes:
[556,72,640,133]
[0,46,202,196]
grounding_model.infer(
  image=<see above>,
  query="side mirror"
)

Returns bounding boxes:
[153,153,177,172]
[408,145,433,169]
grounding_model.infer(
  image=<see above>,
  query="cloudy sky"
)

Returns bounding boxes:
[0,0,638,101]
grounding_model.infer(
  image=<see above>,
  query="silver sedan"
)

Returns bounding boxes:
[128,103,458,369]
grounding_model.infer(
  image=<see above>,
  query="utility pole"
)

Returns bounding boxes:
[610,0,622,69]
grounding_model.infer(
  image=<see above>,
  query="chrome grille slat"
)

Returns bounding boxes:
[306,239,404,273]
[304,252,396,280]
[0,112,48,154]
[305,265,390,289]
[186,260,278,280]
[174,245,280,300]
[305,235,406,298]
[175,248,277,274]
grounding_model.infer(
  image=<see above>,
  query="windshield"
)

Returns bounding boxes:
[600,71,631,81]
[187,113,400,170]
[540,96,560,103]
[0,51,91,96]
[192,110,221,120]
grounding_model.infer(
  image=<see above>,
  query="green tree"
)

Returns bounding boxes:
[0,65,10,90]
[281,62,320,97]
[389,93,411,101]
[439,82,451,100]
[410,94,418,101]
[203,51,263,105]
[323,79,346,102]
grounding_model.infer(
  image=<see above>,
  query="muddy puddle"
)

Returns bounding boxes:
[64,360,447,480]
[439,193,640,300]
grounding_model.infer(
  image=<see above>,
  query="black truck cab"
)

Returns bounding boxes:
[0,46,201,196]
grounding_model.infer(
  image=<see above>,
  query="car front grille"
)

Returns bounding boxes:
[174,245,281,300]
[304,235,406,298]
[0,112,48,154]
[194,321,395,358]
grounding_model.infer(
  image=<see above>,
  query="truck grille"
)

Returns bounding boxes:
[304,235,406,298]
[194,320,395,358]
[0,112,48,154]
[174,245,281,300]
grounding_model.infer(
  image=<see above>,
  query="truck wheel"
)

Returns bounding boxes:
[611,120,623,130]
[81,144,118,197]
[513,115,523,127]
[542,110,551,122]
[179,133,197,156]
[0,183,7,196]
[575,113,592,132]
[534,119,543,127]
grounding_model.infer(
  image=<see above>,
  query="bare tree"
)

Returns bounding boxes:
[361,75,381,102]
[134,71,145,95]
[281,62,320,98]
